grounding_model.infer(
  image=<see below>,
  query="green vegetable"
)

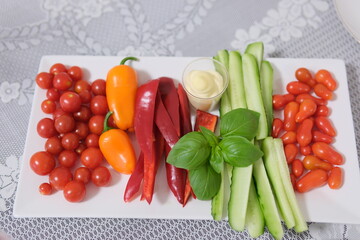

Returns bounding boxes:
[245,179,265,238]
[260,61,274,133]
[228,51,246,109]
[245,42,264,70]
[189,163,221,200]
[210,146,223,174]
[200,126,219,147]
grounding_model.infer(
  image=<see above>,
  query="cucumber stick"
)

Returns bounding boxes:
[211,169,225,220]
[245,179,264,238]
[252,158,284,240]
[245,42,264,69]
[260,61,274,134]
[242,53,268,139]
[273,139,308,232]
[228,51,246,109]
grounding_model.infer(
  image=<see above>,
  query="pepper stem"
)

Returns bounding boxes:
[120,56,139,65]
[103,111,114,133]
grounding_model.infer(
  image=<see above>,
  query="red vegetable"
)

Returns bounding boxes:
[194,110,218,132]
[124,152,144,202]
[296,169,328,193]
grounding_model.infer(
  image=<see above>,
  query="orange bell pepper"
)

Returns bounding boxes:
[106,57,138,131]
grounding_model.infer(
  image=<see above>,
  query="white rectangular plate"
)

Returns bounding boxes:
[14,56,360,224]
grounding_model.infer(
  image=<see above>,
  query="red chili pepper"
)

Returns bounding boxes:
[124,152,144,202]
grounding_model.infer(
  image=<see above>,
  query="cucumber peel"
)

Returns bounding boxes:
[245,179,265,238]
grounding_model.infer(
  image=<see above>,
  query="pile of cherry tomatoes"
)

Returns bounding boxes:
[272,68,343,193]
[31,63,112,202]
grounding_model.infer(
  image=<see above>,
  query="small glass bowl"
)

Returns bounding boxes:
[182,57,229,112]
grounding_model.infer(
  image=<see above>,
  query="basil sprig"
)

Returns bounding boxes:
[166,108,263,200]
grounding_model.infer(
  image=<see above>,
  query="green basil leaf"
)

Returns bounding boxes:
[210,146,223,173]
[166,131,211,170]
[219,135,263,167]
[189,163,221,200]
[220,108,260,140]
[200,126,219,147]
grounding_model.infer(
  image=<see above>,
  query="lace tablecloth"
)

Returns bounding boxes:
[1,0,360,239]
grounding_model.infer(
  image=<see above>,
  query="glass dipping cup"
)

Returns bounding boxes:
[182,58,229,112]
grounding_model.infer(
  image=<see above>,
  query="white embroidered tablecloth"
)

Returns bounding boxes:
[1,0,360,239]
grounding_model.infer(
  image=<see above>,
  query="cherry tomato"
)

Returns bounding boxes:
[286,81,311,95]
[85,133,99,148]
[39,183,52,195]
[315,116,336,137]
[91,166,111,187]
[315,105,330,117]
[281,131,297,145]
[75,142,87,155]
[272,118,283,138]
[297,118,313,147]
[37,118,57,138]
[61,132,80,150]
[312,142,343,165]
[315,69,337,91]
[272,94,295,110]
[284,143,298,164]
[60,92,81,113]
[295,99,317,123]
[79,90,92,104]
[74,122,89,140]
[290,173,296,189]
[30,151,56,175]
[53,108,70,120]
[328,167,343,189]
[295,68,316,87]
[91,79,106,96]
[74,80,91,93]
[292,159,304,178]
[295,93,328,106]
[283,101,299,131]
[303,155,333,171]
[296,169,328,193]
[50,63,67,75]
[90,95,108,115]
[45,136,63,155]
[36,72,53,89]
[67,66,83,81]
[74,167,91,184]
[314,83,332,100]
[54,114,75,133]
[58,150,78,168]
[73,106,92,122]
[88,115,104,135]
[49,166,73,191]
[53,72,73,91]
[312,130,333,144]
[46,88,60,101]
[300,145,312,156]
[63,180,86,202]
[80,147,103,169]
[41,99,57,114]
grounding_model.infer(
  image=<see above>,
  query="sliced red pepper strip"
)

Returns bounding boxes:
[124,152,144,202]
[194,110,218,132]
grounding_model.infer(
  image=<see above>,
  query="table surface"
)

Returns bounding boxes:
[1,0,360,239]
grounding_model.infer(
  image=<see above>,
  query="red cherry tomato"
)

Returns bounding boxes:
[30,151,56,175]
[41,99,57,114]
[303,155,333,171]
[53,72,73,91]
[314,83,332,100]
[91,79,106,96]
[312,130,333,144]
[37,118,57,138]
[74,80,91,93]
[54,114,75,133]
[91,166,111,187]
[61,132,80,150]
[312,142,344,165]
[284,143,298,164]
[45,136,63,155]
[46,88,60,101]
[53,108,70,120]
[49,166,73,191]
[50,63,67,75]
[286,81,311,95]
[74,122,89,140]
[73,106,92,122]
[272,118,283,138]
[67,66,83,81]
[75,143,87,155]
[281,131,297,145]
[36,72,53,89]
[295,99,317,123]
[80,147,103,169]
[296,169,328,193]
[60,92,81,113]
[328,167,343,189]
[90,95,108,115]
[295,93,328,106]
[39,183,52,195]
[85,133,99,148]
[272,94,295,110]
[315,116,336,137]
[290,173,296,189]
[63,180,86,202]
[300,145,312,156]
[315,105,330,117]
[283,101,299,131]
[58,150,78,168]
[315,69,337,91]
[88,115,104,135]
[296,118,313,147]
[79,90,92,104]
[74,167,91,184]
[292,159,304,178]
[295,68,316,87]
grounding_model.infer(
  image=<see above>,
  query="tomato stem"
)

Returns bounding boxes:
[103,111,114,133]
[120,57,139,65]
